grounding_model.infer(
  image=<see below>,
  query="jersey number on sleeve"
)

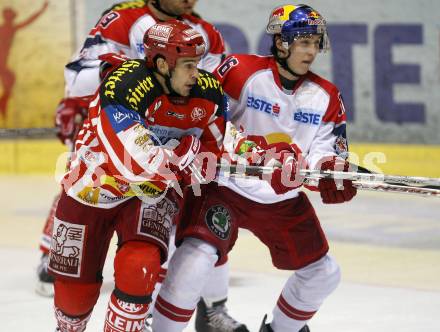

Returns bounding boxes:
[217,56,239,78]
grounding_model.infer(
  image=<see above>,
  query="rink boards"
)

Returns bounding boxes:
[0,139,439,177]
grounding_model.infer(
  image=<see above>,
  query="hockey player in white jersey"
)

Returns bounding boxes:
[152,4,357,332]
[37,1,248,331]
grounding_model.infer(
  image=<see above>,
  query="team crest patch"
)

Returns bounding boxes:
[116,299,145,313]
[49,218,86,278]
[191,107,206,121]
[205,205,231,240]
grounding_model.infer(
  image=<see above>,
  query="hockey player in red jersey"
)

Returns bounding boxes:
[37,0,225,274]
[49,20,227,332]
[153,4,357,332]
[38,1,247,331]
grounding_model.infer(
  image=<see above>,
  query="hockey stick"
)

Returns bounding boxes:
[0,127,58,139]
[349,181,440,197]
[298,169,440,188]
[219,163,440,187]
[217,163,440,198]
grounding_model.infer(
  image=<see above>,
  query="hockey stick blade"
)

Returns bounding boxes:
[300,169,440,188]
[352,182,440,197]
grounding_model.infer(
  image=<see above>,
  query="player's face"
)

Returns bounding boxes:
[171,56,201,96]
[286,34,321,75]
[160,0,194,16]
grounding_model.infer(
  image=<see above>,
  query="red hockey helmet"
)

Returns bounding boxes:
[144,20,206,70]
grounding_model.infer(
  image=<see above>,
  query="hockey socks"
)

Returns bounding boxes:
[153,238,218,332]
[104,290,150,332]
[271,255,340,331]
[54,307,92,332]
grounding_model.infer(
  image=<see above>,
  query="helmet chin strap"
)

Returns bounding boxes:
[155,68,182,96]
[276,48,304,78]
[151,0,180,18]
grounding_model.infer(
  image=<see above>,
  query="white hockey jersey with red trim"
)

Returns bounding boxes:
[65,1,225,97]
[215,54,349,204]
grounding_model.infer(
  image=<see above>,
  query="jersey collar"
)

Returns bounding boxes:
[269,57,308,94]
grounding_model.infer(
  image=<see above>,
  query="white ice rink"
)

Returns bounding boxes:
[1,175,440,331]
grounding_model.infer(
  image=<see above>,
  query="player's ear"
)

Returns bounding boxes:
[275,35,289,58]
[155,57,170,76]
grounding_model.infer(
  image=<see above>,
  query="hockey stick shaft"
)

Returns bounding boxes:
[0,127,58,139]
[300,169,440,188]
[351,182,440,197]
[218,163,440,188]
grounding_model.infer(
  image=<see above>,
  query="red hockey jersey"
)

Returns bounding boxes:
[62,59,226,208]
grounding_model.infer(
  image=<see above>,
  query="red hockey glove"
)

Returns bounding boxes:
[168,136,215,186]
[99,53,129,81]
[318,157,357,204]
[54,96,91,145]
[263,142,304,195]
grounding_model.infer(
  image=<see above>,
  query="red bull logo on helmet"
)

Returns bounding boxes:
[306,9,326,26]
[307,18,326,26]
[267,5,298,34]
[275,4,296,21]
[272,7,285,17]
[309,11,320,19]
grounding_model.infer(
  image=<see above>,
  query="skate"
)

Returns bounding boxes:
[195,298,249,332]
[299,325,310,332]
[142,313,153,332]
[258,314,310,332]
[35,253,54,297]
[258,315,273,332]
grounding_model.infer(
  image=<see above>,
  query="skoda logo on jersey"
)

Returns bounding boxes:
[293,109,321,125]
[205,205,231,240]
[247,94,281,117]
